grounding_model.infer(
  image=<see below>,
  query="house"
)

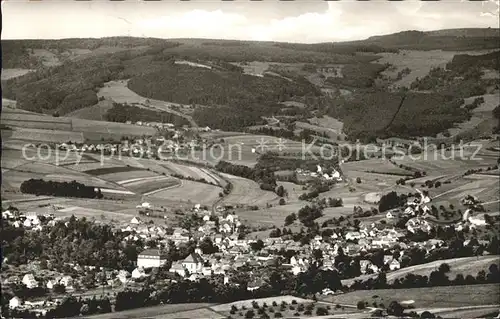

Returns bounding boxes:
[247,279,264,291]
[130,217,142,225]
[59,276,74,288]
[117,270,131,284]
[9,297,22,309]
[137,249,168,268]
[131,267,147,279]
[182,251,204,274]
[46,279,57,290]
[345,231,363,240]
[389,259,401,271]
[22,274,38,289]
[169,262,186,277]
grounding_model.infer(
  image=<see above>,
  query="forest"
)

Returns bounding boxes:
[105,103,190,126]
[20,179,103,199]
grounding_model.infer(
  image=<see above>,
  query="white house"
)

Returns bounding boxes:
[137,249,168,268]
[130,217,142,225]
[59,276,74,288]
[9,297,22,309]
[389,259,401,271]
[131,267,147,279]
[182,251,204,274]
[22,274,38,289]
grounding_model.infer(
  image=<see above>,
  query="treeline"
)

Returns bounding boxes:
[20,179,103,199]
[447,50,500,73]
[273,42,396,56]
[256,153,339,173]
[105,103,189,126]
[298,182,332,201]
[325,63,388,89]
[215,161,278,193]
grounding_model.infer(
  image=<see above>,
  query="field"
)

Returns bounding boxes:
[66,100,115,121]
[147,180,221,205]
[277,181,304,203]
[97,80,196,127]
[1,108,157,143]
[120,175,179,193]
[432,174,500,205]
[322,284,499,309]
[391,150,497,175]
[342,255,499,287]
[377,50,458,89]
[161,161,222,185]
[99,170,160,183]
[220,173,278,207]
[1,68,33,80]
[81,303,214,319]
[342,158,414,176]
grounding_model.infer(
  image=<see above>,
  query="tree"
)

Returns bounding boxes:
[279,198,286,206]
[420,311,436,318]
[284,213,297,226]
[245,310,255,318]
[199,237,219,254]
[387,301,404,317]
[316,307,328,316]
[356,177,362,183]
[250,240,264,251]
[53,284,66,294]
[437,262,451,275]
[357,301,366,310]
[276,185,286,197]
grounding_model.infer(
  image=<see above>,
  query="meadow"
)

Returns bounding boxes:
[220,173,279,207]
[322,284,499,310]
[147,180,221,205]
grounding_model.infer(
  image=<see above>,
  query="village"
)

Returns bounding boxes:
[3,182,497,316]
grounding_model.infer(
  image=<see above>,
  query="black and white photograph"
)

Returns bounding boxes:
[1,0,499,318]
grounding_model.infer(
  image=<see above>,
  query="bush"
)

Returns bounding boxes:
[274,312,282,318]
[357,301,366,310]
[316,307,328,316]
[245,310,255,319]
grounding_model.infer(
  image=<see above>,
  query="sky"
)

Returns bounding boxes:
[1,0,499,43]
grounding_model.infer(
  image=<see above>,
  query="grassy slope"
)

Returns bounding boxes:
[321,284,499,308]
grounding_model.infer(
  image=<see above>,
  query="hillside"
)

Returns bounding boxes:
[2,28,499,140]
